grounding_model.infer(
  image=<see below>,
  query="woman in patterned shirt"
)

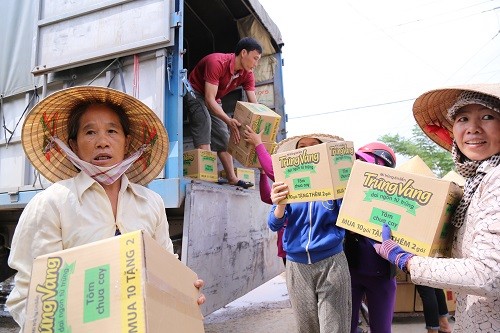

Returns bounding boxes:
[376,84,500,333]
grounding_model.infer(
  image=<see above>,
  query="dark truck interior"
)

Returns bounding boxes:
[182,0,283,136]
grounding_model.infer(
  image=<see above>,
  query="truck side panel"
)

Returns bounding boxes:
[182,182,283,315]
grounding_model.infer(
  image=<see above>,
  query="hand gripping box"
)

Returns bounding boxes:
[271,141,355,204]
[183,149,218,182]
[336,160,463,257]
[228,142,277,168]
[23,231,204,333]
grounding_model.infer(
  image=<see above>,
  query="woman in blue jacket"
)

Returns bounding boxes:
[268,133,351,333]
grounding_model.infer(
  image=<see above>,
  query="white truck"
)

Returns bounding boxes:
[0,0,286,316]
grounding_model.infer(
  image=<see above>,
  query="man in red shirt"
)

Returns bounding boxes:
[185,37,262,188]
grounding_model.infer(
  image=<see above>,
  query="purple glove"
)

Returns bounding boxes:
[373,224,414,272]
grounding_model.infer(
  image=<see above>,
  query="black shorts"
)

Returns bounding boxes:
[184,91,230,151]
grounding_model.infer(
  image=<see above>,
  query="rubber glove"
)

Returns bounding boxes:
[373,223,414,272]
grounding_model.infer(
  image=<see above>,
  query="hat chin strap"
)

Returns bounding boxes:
[52,137,145,185]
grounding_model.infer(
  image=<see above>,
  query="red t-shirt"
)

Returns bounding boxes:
[188,53,256,102]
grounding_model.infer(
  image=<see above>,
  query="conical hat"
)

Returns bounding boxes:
[442,170,466,187]
[396,156,437,178]
[22,86,169,185]
[275,133,344,153]
[413,83,500,151]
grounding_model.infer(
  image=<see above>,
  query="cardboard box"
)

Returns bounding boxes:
[232,101,281,142]
[444,289,456,312]
[271,141,354,203]
[395,268,409,283]
[336,160,463,257]
[23,231,204,333]
[220,168,256,189]
[183,149,218,182]
[228,142,277,168]
[394,283,415,313]
[228,101,280,168]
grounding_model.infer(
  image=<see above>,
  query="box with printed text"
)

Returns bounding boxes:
[228,101,280,168]
[228,142,277,169]
[271,141,354,203]
[231,101,281,142]
[22,231,204,333]
[220,168,256,189]
[183,148,218,182]
[336,160,463,257]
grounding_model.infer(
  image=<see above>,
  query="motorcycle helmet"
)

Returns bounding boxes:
[355,142,396,168]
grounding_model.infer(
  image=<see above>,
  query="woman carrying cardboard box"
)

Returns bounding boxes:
[243,124,291,265]
[268,133,351,333]
[7,86,206,329]
[374,84,500,333]
[345,142,399,333]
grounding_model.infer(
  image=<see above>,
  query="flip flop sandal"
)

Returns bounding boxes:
[217,177,229,185]
[233,180,253,189]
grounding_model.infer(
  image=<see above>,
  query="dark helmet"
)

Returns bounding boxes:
[355,142,396,168]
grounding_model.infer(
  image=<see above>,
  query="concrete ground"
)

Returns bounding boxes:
[0,312,447,333]
[203,273,454,333]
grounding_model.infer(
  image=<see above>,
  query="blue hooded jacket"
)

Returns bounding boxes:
[268,199,345,264]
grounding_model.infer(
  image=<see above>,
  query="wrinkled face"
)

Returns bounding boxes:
[296,137,322,148]
[240,49,261,72]
[452,104,500,161]
[69,104,131,167]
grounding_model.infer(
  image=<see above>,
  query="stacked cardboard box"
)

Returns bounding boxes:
[271,141,355,204]
[394,283,416,313]
[227,101,280,168]
[337,157,463,257]
[183,149,218,182]
[220,168,256,189]
[23,231,204,333]
[414,288,456,312]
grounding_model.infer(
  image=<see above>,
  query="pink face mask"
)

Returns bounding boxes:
[355,151,386,166]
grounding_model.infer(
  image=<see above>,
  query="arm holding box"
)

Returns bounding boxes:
[259,171,273,205]
[409,166,500,298]
[243,125,275,181]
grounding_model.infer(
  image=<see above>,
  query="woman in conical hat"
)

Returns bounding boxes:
[268,132,352,333]
[376,83,500,333]
[7,86,205,327]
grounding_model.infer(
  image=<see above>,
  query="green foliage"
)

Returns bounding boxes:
[379,125,454,177]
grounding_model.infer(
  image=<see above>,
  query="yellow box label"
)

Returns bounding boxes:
[120,232,145,332]
[287,187,334,201]
[337,215,431,255]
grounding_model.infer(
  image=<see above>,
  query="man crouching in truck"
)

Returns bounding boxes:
[184,37,262,189]
[7,86,205,328]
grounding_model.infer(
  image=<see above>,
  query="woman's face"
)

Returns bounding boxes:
[453,104,500,161]
[296,137,322,148]
[69,104,131,167]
